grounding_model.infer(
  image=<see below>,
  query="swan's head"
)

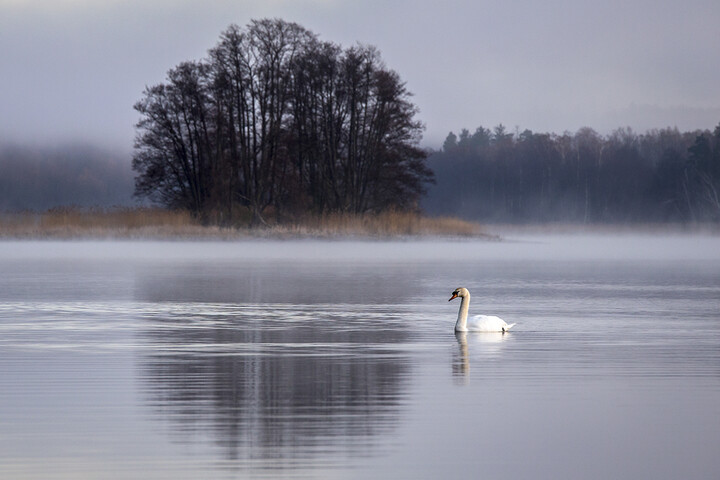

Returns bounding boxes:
[449,287,469,301]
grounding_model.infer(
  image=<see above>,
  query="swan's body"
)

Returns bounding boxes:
[449,287,515,333]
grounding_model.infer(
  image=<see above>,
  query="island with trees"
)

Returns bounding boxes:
[132,19,433,227]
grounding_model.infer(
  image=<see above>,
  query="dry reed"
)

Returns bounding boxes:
[0,207,493,240]
[0,207,213,239]
[273,211,489,238]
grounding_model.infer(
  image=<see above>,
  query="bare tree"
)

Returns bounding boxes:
[688,126,720,220]
[133,61,215,213]
[209,20,316,224]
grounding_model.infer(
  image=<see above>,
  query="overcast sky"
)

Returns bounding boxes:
[1,0,719,151]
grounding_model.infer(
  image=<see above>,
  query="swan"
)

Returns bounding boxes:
[449,287,516,333]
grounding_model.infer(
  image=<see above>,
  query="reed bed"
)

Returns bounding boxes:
[0,208,218,239]
[0,207,492,240]
[273,211,490,238]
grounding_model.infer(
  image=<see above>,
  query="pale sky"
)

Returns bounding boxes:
[1,0,719,151]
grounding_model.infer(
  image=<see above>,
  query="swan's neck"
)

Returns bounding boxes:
[455,293,470,332]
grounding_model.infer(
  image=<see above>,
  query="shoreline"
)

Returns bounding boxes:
[0,228,501,242]
[487,222,720,238]
[0,208,497,241]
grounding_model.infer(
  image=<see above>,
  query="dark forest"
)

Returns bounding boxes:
[3,125,720,225]
[423,124,720,223]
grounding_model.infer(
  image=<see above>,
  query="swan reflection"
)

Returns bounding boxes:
[452,330,512,382]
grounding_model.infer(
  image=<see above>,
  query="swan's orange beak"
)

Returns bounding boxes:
[449,293,458,301]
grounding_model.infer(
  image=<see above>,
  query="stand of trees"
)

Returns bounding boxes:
[133,19,432,224]
[424,124,720,223]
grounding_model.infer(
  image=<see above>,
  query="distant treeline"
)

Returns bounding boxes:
[133,19,431,225]
[0,144,135,211]
[423,124,720,223]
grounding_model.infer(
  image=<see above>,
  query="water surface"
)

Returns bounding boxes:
[1,236,719,479]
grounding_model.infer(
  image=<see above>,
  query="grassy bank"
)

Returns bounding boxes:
[0,207,492,240]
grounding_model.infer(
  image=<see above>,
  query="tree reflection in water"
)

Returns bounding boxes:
[136,303,412,468]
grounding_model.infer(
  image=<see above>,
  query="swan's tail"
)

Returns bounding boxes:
[502,323,516,332]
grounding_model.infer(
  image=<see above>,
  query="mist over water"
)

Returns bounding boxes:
[0,144,136,211]
[1,235,719,479]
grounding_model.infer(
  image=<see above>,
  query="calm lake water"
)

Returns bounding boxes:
[1,235,719,479]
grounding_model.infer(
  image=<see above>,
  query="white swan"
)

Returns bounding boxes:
[449,287,516,333]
